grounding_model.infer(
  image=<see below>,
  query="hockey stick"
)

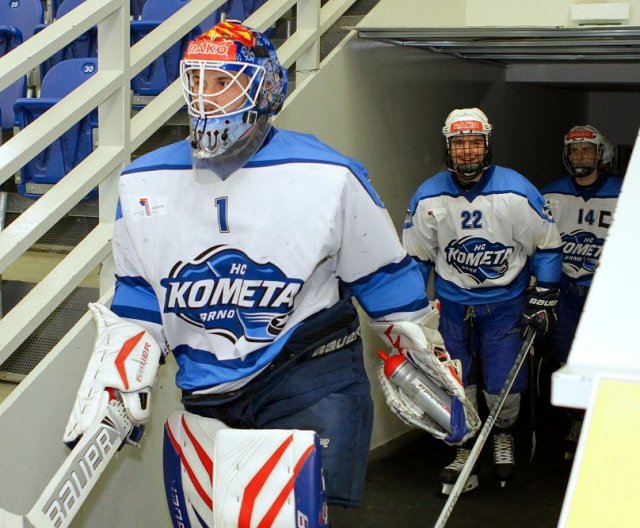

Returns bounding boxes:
[434,328,537,528]
[18,400,132,528]
[528,351,539,462]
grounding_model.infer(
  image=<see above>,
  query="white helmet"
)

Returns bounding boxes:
[563,125,604,178]
[600,134,615,171]
[442,108,493,182]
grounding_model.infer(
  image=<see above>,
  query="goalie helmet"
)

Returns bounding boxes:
[563,125,604,178]
[442,108,493,182]
[180,21,288,176]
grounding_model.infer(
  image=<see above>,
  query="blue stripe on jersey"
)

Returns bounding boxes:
[409,255,433,285]
[435,266,530,304]
[531,247,562,287]
[344,255,429,318]
[172,324,299,390]
[247,129,384,207]
[111,276,163,325]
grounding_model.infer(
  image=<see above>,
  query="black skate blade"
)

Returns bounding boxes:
[441,475,479,496]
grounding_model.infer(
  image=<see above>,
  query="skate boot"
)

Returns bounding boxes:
[492,429,515,487]
[563,418,582,460]
[439,447,478,495]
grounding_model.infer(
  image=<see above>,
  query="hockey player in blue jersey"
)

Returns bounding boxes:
[404,108,563,492]
[541,125,623,459]
[61,22,479,526]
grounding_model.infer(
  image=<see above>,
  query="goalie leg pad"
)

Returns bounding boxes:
[214,428,329,528]
[163,410,229,528]
[163,411,329,528]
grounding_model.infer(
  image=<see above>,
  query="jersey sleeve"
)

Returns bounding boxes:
[402,192,437,284]
[337,170,430,320]
[111,200,165,346]
[517,189,563,288]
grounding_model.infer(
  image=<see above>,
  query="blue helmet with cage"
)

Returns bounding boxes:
[180,21,288,175]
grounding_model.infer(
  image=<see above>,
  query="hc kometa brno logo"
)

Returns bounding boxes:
[561,230,605,273]
[160,246,303,343]
[444,236,514,284]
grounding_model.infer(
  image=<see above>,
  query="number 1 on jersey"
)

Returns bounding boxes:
[215,196,230,233]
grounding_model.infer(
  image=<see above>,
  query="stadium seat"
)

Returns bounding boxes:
[13,58,99,199]
[130,0,200,99]
[130,0,146,19]
[36,0,98,82]
[0,25,27,134]
[0,0,44,41]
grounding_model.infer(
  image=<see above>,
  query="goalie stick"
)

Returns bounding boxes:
[0,400,133,528]
[434,328,537,528]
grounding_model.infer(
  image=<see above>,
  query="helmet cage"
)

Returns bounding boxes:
[180,60,266,119]
[563,126,604,178]
[442,108,493,182]
[444,133,492,182]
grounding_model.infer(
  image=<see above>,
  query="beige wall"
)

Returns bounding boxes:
[365,0,640,28]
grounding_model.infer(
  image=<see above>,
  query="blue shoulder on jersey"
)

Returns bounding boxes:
[542,172,623,200]
[248,129,384,207]
[406,166,554,224]
[405,170,457,224]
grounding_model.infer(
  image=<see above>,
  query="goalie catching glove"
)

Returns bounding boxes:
[370,305,480,445]
[63,302,163,448]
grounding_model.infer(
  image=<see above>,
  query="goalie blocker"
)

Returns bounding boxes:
[371,305,480,444]
[163,411,329,528]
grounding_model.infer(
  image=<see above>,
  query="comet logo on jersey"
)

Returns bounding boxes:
[444,236,514,284]
[160,246,303,343]
[561,230,605,273]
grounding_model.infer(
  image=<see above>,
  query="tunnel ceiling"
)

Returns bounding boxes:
[357,26,640,62]
[357,26,640,85]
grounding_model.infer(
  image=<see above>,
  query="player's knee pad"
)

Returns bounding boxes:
[163,410,329,528]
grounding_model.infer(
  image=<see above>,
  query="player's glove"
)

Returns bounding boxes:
[63,303,163,448]
[521,287,560,336]
[370,303,480,445]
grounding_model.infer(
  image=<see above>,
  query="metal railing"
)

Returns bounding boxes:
[0,0,359,367]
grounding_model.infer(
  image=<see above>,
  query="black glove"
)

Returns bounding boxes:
[521,287,559,336]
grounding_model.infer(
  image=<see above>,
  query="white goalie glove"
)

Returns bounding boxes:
[371,304,480,445]
[63,302,163,448]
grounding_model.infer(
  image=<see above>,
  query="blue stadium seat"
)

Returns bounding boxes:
[130,0,199,99]
[36,0,97,81]
[0,0,44,41]
[13,58,98,199]
[130,0,146,19]
[0,25,27,133]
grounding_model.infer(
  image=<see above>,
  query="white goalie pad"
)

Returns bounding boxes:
[371,304,480,445]
[163,411,329,528]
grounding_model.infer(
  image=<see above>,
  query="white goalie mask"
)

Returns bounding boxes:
[442,108,493,183]
[180,22,288,178]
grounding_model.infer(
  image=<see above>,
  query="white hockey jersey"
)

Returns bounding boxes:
[111,129,428,392]
[403,165,562,304]
[542,172,623,286]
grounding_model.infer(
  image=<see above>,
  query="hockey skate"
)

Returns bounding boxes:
[439,447,479,495]
[563,418,582,460]
[492,429,515,487]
